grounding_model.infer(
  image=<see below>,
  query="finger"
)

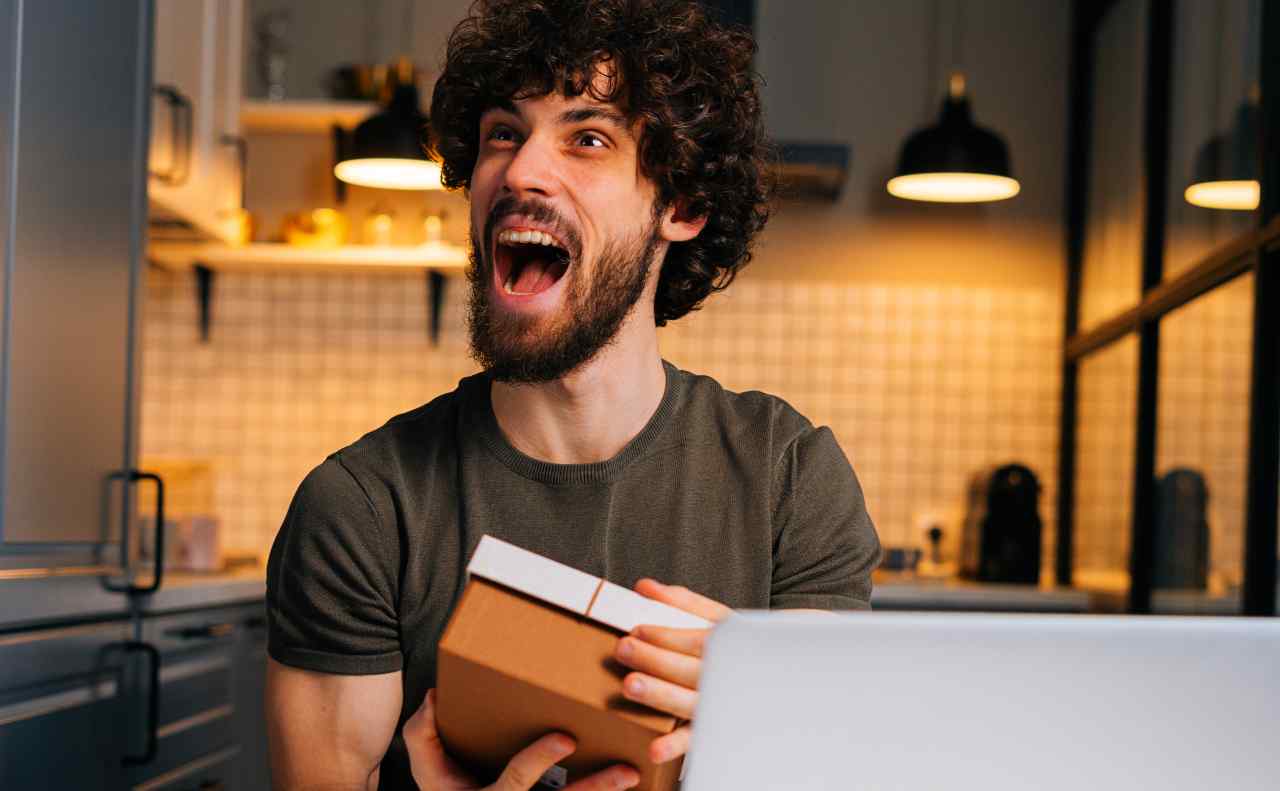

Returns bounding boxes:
[402,686,435,737]
[634,579,732,622]
[615,635,700,689]
[492,732,577,791]
[648,725,692,765]
[403,689,474,786]
[622,671,697,720]
[628,625,709,658]
[563,764,640,790]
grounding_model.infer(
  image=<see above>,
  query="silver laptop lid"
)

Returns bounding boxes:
[684,612,1280,791]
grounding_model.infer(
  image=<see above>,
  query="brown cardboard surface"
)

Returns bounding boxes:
[438,578,685,791]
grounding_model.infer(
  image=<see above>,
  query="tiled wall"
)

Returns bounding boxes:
[140,265,476,554]
[1072,273,1255,585]
[1156,273,1254,584]
[1074,336,1139,574]
[140,263,1064,567]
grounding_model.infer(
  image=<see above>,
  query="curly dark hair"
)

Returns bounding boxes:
[428,0,774,326]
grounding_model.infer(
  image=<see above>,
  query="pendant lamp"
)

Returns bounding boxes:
[887,73,1020,203]
[1184,88,1260,211]
[334,0,442,194]
[333,59,443,192]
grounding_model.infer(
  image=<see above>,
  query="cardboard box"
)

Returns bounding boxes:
[437,536,711,791]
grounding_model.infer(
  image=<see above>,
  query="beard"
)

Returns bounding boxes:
[466,198,661,384]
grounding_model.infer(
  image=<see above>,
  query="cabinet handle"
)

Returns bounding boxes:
[220,134,247,210]
[151,85,192,186]
[122,641,160,767]
[172,88,193,185]
[104,471,166,594]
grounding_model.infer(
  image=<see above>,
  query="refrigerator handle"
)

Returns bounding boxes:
[150,85,192,186]
[104,470,166,594]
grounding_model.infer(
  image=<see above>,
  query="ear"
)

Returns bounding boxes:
[658,199,707,243]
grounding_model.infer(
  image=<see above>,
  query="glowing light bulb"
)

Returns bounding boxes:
[1184,180,1260,211]
[334,158,444,191]
[886,172,1021,203]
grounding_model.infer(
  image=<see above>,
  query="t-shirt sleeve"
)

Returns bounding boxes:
[266,455,403,674]
[769,425,882,610]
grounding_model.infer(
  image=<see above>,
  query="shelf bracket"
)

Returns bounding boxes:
[194,264,215,343]
[426,270,446,345]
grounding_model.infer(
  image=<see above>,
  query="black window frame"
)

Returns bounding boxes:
[1058,0,1279,615]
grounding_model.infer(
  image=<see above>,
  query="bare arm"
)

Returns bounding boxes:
[266,658,403,791]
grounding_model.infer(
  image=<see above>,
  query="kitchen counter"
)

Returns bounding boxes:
[137,568,267,614]
[148,572,1103,615]
[871,576,1090,613]
[0,566,266,630]
[1072,569,1246,615]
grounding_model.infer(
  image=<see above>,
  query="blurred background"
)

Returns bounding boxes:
[0,0,1276,787]
[141,0,1276,612]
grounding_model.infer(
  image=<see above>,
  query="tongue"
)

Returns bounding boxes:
[513,257,552,294]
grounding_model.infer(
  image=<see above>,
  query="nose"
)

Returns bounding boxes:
[501,134,557,198]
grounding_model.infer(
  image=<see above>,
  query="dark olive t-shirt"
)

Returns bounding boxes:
[266,360,880,788]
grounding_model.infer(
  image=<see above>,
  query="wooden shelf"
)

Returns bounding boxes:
[147,242,465,344]
[240,99,378,133]
[148,241,468,273]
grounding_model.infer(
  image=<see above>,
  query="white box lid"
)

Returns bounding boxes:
[467,535,712,631]
[589,580,711,632]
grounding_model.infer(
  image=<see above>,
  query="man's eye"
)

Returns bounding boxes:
[575,132,606,148]
[486,126,517,143]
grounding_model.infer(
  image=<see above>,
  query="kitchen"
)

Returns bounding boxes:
[1,0,1277,788]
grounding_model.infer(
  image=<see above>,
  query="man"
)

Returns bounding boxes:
[266,1,880,789]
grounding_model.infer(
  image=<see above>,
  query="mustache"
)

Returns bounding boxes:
[482,196,582,261]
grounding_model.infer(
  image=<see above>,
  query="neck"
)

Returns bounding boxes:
[489,315,666,465]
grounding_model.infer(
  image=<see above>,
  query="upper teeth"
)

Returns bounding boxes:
[498,229,560,248]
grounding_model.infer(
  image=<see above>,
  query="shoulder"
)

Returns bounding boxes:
[311,373,480,515]
[670,364,816,465]
[339,374,475,469]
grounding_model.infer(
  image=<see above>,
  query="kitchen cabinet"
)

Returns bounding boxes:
[0,0,148,584]
[0,620,132,789]
[149,0,246,244]
[0,600,270,790]
[123,602,270,791]
[232,606,272,791]
[0,1,271,784]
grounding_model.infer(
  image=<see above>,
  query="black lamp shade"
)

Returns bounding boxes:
[888,92,1020,203]
[897,96,1013,177]
[1186,101,1260,210]
[334,83,443,191]
[347,84,429,160]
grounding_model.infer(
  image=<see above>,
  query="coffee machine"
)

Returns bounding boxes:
[960,463,1043,584]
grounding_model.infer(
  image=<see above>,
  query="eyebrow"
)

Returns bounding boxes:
[483,100,628,132]
[556,106,628,130]
[489,98,519,115]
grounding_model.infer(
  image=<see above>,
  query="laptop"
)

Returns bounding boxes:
[683,612,1280,790]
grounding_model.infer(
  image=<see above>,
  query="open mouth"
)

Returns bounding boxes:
[493,229,571,297]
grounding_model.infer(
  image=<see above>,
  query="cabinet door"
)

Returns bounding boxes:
[126,608,241,790]
[0,0,149,557]
[233,605,271,791]
[0,620,132,789]
[150,0,244,243]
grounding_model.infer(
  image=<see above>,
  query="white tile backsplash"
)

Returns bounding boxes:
[144,260,1231,581]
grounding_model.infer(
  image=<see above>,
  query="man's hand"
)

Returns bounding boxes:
[403,688,640,791]
[615,580,733,765]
